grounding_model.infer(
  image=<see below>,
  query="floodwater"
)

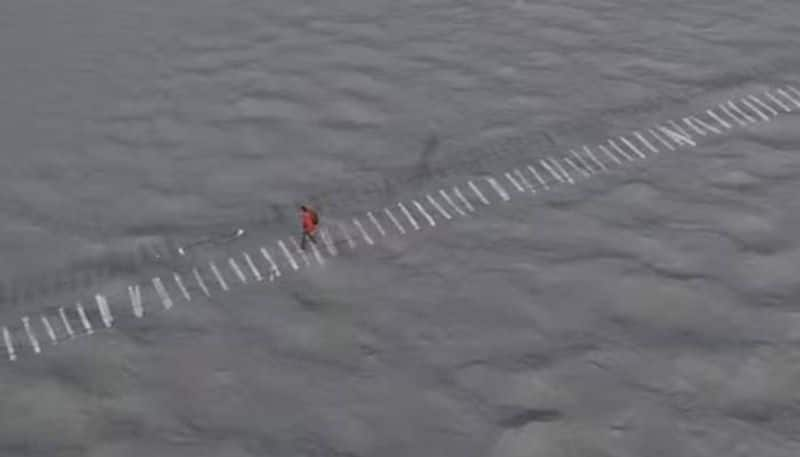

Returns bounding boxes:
[2,0,800,456]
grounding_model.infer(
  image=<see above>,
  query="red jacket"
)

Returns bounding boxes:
[302,211,318,233]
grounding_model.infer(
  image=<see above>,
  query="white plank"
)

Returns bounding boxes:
[193,267,212,295]
[452,186,476,212]
[439,188,467,215]
[3,326,16,361]
[353,217,375,245]
[76,302,93,335]
[582,146,608,171]
[319,228,339,256]
[209,261,230,291]
[278,240,300,270]
[383,207,407,233]
[485,176,511,200]
[777,88,800,108]
[747,94,778,116]
[59,307,75,337]
[503,172,525,192]
[152,277,175,309]
[397,202,421,230]
[740,97,770,121]
[764,90,792,112]
[619,135,648,158]
[41,316,57,344]
[95,294,114,328]
[597,144,623,165]
[338,223,357,248]
[513,168,537,193]
[22,316,40,354]
[426,194,452,219]
[728,100,757,123]
[684,115,721,135]
[228,257,249,283]
[668,120,693,139]
[549,158,575,183]
[243,252,263,282]
[718,103,748,126]
[309,239,326,265]
[634,131,660,153]
[467,180,491,204]
[682,117,708,136]
[706,107,733,129]
[411,200,437,226]
[259,247,282,280]
[608,139,634,161]
[647,128,675,151]
[538,159,565,183]
[173,272,192,300]
[785,85,800,103]
[656,125,696,147]
[289,236,311,267]
[564,156,590,178]
[367,211,387,236]
[569,149,595,174]
[527,164,550,189]
[128,284,144,317]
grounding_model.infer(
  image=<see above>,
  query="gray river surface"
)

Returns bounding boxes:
[2,0,800,456]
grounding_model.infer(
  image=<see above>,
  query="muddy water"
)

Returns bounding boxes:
[2,0,800,456]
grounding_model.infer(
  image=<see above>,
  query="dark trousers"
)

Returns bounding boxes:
[301,231,317,250]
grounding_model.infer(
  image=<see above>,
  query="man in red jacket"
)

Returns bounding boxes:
[300,205,319,250]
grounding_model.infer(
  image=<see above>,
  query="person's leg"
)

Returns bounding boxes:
[301,232,308,250]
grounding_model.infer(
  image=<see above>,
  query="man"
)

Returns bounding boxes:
[300,205,319,250]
